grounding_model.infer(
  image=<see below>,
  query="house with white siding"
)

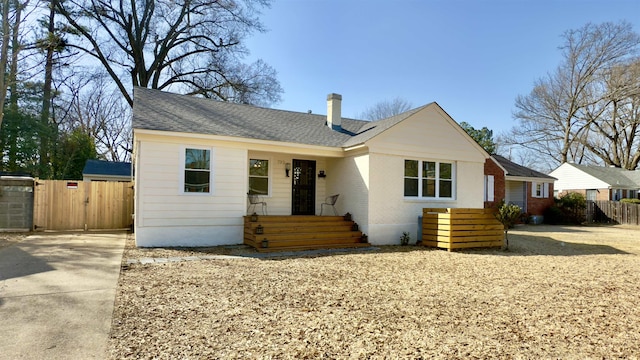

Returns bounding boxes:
[550,162,640,201]
[132,88,490,247]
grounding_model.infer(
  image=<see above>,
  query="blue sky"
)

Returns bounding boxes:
[245,0,639,135]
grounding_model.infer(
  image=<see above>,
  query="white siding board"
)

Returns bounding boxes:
[367,155,484,245]
[326,154,369,227]
[135,136,247,246]
[366,106,486,163]
[136,226,241,247]
[506,181,526,208]
[550,163,610,192]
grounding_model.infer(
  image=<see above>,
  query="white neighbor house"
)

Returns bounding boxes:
[550,162,640,201]
[132,88,490,247]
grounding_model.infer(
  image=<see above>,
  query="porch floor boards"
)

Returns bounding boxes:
[243,215,370,252]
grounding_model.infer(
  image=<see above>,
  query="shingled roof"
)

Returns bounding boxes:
[82,160,132,177]
[492,155,556,180]
[132,87,431,148]
[564,163,640,188]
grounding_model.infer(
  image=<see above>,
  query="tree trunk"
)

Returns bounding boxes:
[39,0,56,178]
[0,0,10,129]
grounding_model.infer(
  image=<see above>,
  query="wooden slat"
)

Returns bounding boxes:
[449,241,504,249]
[436,224,503,231]
[244,215,345,223]
[32,180,133,231]
[254,243,370,253]
[253,231,362,241]
[421,207,504,250]
[437,230,504,237]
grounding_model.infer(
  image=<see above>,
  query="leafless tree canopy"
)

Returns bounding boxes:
[56,73,132,162]
[358,97,413,120]
[55,0,282,106]
[504,21,640,170]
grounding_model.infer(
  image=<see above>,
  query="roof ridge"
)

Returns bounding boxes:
[134,86,369,123]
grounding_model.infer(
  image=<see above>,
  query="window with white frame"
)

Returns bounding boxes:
[531,182,549,198]
[183,148,211,193]
[404,159,455,199]
[248,159,269,195]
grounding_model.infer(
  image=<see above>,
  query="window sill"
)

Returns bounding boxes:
[181,191,213,196]
[403,197,456,202]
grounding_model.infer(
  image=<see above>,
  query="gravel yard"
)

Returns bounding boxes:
[0,233,26,249]
[108,225,640,359]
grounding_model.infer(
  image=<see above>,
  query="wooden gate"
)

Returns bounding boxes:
[33,180,134,231]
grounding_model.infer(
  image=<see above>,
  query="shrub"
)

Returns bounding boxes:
[557,192,586,224]
[621,198,640,204]
[543,205,564,225]
[494,201,522,250]
[544,192,586,224]
[400,232,410,246]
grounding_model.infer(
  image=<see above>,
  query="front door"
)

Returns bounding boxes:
[292,159,316,215]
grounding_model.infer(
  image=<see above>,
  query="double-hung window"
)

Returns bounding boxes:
[183,148,212,193]
[248,159,269,195]
[404,159,455,199]
[531,182,549,198]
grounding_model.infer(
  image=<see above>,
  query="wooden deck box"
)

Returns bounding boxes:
[422,208,504,251]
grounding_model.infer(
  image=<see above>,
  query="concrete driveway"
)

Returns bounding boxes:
[0,232,126,359]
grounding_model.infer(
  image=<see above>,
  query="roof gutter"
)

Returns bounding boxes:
[133,128,346,158]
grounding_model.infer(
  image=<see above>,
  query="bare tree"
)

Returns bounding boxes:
[0,0,29,129]
[54,0,282,107]
[358,97,412,120]
[56,73,132,162]
[580,59,640,169]
[506,21,640,169]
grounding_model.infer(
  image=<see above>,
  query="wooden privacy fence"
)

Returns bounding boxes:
[586,200,640,226]
[33,180,134,231]
[422,208,504,251]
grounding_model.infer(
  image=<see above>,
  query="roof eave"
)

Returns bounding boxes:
[505,175,557,182]
[133,128,346,157]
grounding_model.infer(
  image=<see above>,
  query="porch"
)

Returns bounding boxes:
[243,215,370,252]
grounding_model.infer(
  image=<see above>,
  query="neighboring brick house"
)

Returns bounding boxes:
[484,155,556,216]
[550,163,640,201]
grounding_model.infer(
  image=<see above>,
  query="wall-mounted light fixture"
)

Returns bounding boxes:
[285,162,291,177]
[318,170,326,178]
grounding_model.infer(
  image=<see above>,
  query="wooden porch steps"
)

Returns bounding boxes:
[243,215,370,252]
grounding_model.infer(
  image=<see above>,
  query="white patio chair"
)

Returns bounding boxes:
[247,193,268,215]
[320,194,339,215]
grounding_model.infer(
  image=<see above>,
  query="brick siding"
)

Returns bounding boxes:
[526,182,554,216]
[483,158,505,209]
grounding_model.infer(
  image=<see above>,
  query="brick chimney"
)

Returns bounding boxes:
[327,93,342,130]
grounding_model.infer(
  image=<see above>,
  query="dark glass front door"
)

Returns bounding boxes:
[292,159,316,215]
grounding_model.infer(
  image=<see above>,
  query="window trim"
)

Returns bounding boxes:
[485,175,495,202]
[180,146,214,195]
[248,158,272,197]
[404,159,456,200]
[531,182,549,198]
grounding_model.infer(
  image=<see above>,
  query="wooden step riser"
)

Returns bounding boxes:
[245,222,355,230]
[242,215,367,252]
[244,225,355,235]
[244,216,349,223]
[245,237,366,248]
[246,231,362,241]
[252,243,371,253]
